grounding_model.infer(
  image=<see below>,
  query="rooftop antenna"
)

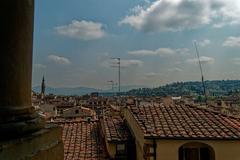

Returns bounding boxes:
[193,41,207,105]
[107,80,117,92]
[107,80,114,91]
[111,58,121,94]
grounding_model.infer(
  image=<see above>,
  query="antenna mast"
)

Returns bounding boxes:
[111,58,121,94]
[194,41,207,105]
[107,80,117,92]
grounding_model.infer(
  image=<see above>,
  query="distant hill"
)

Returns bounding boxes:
[104,85,148,92]
[32,86,101,96]
[33,81,240,96]
[32,85,147,96]
[127,80,240,97]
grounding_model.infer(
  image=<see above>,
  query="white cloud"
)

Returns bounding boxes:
[232,58,240,65]
[128,47,190,56]
[121,60,143,67]
[168,68,183,72]
[55,20,105,40]
[144,72,158,77]
[120,0,240,32]
[110,59,143,67]
[130,5,144,14]
[223,36,240,47]
[101,59,143,68]
[186,56,215,64]
[128,48,175,56]
[48,55,71,65]
[198,39,211,47]
[128,49,156,56]
[176,48,190,56]
[34,64,46,69]
[212,22,225,28]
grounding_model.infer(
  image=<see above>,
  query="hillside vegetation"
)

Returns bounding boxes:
[127,80,240,97]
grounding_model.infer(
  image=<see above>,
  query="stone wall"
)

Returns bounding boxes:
[0,124,63,160]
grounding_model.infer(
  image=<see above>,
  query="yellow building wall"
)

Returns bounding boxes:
[156,140,240,160]
[124,108,146,160]
[135,138,144,160]
[124,108,240,160]
[105,142,116,158]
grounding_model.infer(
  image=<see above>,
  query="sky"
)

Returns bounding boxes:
[33,0,240,89]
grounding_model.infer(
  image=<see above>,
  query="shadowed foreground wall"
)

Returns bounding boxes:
[0,124,63,160]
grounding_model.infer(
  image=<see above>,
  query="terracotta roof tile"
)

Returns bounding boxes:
[128,104,240,139]
[103,116,132,142]
[58,121,107,160]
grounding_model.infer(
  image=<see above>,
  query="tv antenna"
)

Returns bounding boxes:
[107,80,117,92]
[111,58,121,94]
[194,41,207,105]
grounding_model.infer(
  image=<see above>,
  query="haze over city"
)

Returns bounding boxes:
[33,0,240,89]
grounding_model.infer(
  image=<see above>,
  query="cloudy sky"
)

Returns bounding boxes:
[33,0,240,89]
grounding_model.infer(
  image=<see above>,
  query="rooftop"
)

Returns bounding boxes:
[57,121,107,160]
[128,104,240,140]
[102,116,132,143]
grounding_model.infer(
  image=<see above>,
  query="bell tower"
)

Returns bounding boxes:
[41,76,46,96]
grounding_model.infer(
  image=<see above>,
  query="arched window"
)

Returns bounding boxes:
[179,142,215,160]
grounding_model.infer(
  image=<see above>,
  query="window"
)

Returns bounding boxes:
[179,143,214,160]
[143,144,155,160]
[200,148,210,160]
[116,144,125,155]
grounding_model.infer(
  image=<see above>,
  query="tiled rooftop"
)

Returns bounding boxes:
[58,121,107,160]
[103,116,132,143]
[128,104,240,139]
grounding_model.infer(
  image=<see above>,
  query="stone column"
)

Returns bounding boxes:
[0,0,44,138]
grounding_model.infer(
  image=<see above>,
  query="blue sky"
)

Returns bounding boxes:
[33,0,240,89]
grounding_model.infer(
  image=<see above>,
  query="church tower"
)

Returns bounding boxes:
[41,76,46,96]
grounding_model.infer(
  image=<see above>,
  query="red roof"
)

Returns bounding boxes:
[59,121,107,160]
[103,116,132,143]
[128,104,240,139]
